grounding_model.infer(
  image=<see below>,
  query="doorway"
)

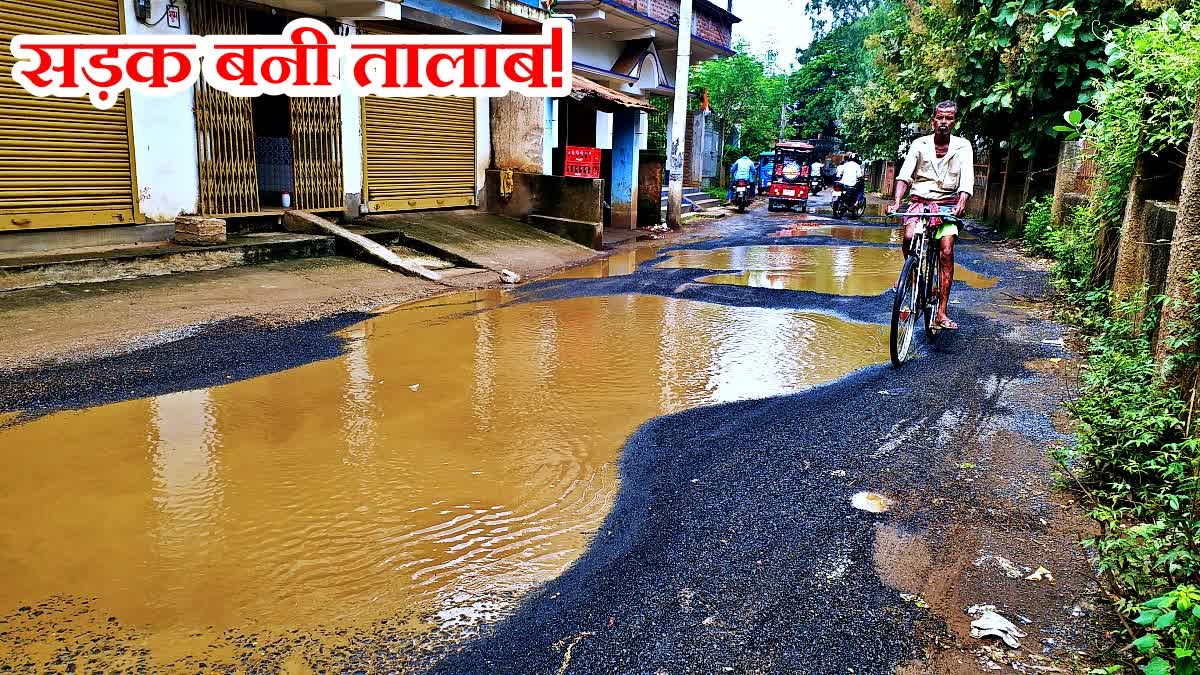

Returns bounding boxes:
[192,0,343,216]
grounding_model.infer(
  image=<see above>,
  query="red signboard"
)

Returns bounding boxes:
[565,146,601,178]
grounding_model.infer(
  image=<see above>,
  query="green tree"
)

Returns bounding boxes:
[691,43,789,183]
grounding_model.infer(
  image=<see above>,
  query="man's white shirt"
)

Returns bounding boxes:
[836,161,862,187]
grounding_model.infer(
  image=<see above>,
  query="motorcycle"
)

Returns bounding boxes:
[731,178,751,213]
[831,182,867,220]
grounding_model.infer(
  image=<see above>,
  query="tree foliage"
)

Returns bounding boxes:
[690,43,790,179]
[792,0,1163,159]
[785,11,888,140]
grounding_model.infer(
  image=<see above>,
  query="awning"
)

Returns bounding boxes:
[567,74,657,113]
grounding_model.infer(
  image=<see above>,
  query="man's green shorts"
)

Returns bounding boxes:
[935,221,959,240]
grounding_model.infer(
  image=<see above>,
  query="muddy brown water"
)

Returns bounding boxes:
[768,225,904,244]
[0,291,888,669]
[540,245,665,280]
[656,246,998,296]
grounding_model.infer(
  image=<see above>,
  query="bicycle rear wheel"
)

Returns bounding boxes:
[890,255,920,367]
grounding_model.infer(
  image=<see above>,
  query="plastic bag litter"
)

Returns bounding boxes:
[970,610,1028,649]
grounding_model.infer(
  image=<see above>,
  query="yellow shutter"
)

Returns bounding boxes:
[0,0,137,230]
[363,95,477,211]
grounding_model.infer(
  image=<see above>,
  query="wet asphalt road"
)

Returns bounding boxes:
[426,205,1067,674]
[0,198,1069,674]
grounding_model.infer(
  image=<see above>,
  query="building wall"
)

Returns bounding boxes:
[475,96,492,202]
[695,12,731,44]
[574,35,626,72]
[340,23,364,215]
[124,0,200,222]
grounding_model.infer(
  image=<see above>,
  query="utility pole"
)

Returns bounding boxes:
[666,0,694,230]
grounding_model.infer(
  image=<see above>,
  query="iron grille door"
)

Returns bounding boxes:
[191,0,259,216]
[289,96,343,212]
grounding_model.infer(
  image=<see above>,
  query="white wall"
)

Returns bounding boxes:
[475,96,491,197]
[340,24,364,199]
[543,99,557,174]
[125,0,200,221]
[573,35,623,70]
[596,112,613,150]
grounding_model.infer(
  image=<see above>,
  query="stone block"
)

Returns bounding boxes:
[173,215,226,246]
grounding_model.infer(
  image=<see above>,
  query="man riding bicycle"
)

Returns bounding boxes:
[890,101,974,330]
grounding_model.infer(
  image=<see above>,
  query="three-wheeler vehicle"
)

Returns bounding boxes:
[766,141,816,213]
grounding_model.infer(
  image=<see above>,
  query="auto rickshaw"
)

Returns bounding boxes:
[766,141,815,213]
[757,151,775,193]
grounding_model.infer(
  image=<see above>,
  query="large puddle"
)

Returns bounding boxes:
[657,245,997,296]
[0,291,888,669]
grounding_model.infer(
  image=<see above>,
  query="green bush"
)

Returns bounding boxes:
[1020,196,1101,301]
[1023,195,1056,256]
[1061,291,1200,674]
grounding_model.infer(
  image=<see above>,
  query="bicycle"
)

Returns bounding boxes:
[887,208,962,367]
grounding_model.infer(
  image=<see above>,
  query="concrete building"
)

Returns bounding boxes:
[489,0,739,229]
[0,0,735,253]
[0,0,544,250]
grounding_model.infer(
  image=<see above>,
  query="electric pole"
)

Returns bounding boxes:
[666,0,694,230]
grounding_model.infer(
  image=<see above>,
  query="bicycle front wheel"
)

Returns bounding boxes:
[890,255,920,367]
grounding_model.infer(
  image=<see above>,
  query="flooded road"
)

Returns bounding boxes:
[657,245,997,295]
[0,290,887,669]
[768,224,903,244]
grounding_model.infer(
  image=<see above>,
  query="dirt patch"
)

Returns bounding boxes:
[0,224,718,371]
[872,362,1115,673]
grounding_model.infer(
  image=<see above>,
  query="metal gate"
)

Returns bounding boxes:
[0,0,137,230]
[289,97,343,211]
[192,0,259,216]
[359,23,475,212]
[192,0,343,215]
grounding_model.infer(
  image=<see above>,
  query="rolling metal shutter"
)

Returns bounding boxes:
[358,23,476,212]
[363,95,477,212]
[0,0,137,230]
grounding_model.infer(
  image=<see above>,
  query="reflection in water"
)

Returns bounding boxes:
[659,245,998,296]
[769,225,903,244]
[542,245,663,280]
[152,390,221,567]
[0,292,887,668]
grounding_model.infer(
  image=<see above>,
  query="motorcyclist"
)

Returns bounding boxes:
[835,153,863,208]
[727,155,756,201]
[810,157,824,193]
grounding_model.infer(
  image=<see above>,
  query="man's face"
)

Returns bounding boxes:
[932,107,957,134]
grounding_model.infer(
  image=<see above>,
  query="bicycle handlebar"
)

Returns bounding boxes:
[885,210,964,224]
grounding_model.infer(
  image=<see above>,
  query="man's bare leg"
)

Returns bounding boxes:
[936,235,957,328]
[902,219,916,258]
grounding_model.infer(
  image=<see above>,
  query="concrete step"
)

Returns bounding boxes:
[283,210,443,282]
[526,214,602,249]
[387,245,456,270]
[0,232,334,293]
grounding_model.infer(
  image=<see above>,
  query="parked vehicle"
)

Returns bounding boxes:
[757,151,776,193]
[766,141,815,213]
[830,182,867,219]
[731,178,752,213]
